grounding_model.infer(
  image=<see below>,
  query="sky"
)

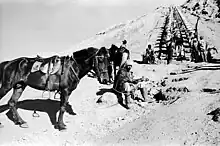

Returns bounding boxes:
[0,0,186,61]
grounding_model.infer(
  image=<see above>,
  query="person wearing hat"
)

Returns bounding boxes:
[113,60,149,109]
[121,40,127,48]
[143,43,155,64]
[173,31,184,60]
[118,40,130,67]
[189,31,196,62]
[198,36,207,62]
[191,37,200,63]
[207,45,218,63]
[194,16,200,41]
[166,35,174,64]
[189,16,200,62]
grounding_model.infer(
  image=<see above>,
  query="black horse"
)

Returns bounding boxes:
[0,47,109,130]
[108,44,130,80]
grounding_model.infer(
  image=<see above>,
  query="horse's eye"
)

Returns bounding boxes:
[99,57,105,62]
[96,56,103,62]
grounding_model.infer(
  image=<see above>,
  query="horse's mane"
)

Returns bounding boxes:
[72,47,99,62]
[73,47,98,57]
[111,44,118,49]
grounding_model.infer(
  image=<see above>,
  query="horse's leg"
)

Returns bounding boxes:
[116,93,124,106]
[56,89,70,131]
[114,64,117,79]
[108,63,113,83]
[0,84,13,127]
[0,79,14,100]
[8,83,27,128]
[0,87,11,100]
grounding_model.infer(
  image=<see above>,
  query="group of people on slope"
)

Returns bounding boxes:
[189,32,218,63]
[142,16,218,65]
[172,16,218,63]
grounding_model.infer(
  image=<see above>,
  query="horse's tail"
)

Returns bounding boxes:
[0,60,10,99]
[0,61,9,88]
[0,63,3,88]
[0,58,29,98]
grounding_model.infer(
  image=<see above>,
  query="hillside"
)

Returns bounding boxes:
[181,0,220,19]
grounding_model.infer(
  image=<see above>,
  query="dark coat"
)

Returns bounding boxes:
[113,68,134,92]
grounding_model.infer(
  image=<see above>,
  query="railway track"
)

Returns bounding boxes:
[153,6,196,61]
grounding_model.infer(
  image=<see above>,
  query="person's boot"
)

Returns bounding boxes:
[140,88,155,103]
[140,87,147,102]
[124,92,131,109]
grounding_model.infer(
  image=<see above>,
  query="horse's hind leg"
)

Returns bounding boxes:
[55,89,70,131]
[0,86,12,127]
[114,65,117,79]
[8,83,28,128]
[0,86,12,100]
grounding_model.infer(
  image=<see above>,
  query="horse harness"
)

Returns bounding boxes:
[34,55,61,91]
[33,55,80,98]
[33,49,106,98]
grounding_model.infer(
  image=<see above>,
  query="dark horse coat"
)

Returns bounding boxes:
[0,47,109,130]
[108,44,130,79]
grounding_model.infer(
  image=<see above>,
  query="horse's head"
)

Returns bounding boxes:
[91,47,110,84]
[108,44,119,61]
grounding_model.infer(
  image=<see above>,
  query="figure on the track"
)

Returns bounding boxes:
[189,15,200,63]
[198,36,207,62]
[207,45,218,63]
[189,32,195,62]
[166,35,174,64]
[191,35,200,63]
[142,43,155,64]
[194,16,200,41]
[173,30,184,61]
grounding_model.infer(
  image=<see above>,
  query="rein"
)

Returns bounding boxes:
[84,48,109,77]
[69,58,80,83]
[94,55,109,73]
[112,87,131,95]
[84,49,100,63]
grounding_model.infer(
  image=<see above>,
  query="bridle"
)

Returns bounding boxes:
[93,55,109,75]
[70,48,109,82]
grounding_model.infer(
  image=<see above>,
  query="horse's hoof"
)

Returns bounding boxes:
[59,127,67,131]
[20,123,29,128]
[124,105,130,109]
[59,122,67,127]
[54,124,67,131]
